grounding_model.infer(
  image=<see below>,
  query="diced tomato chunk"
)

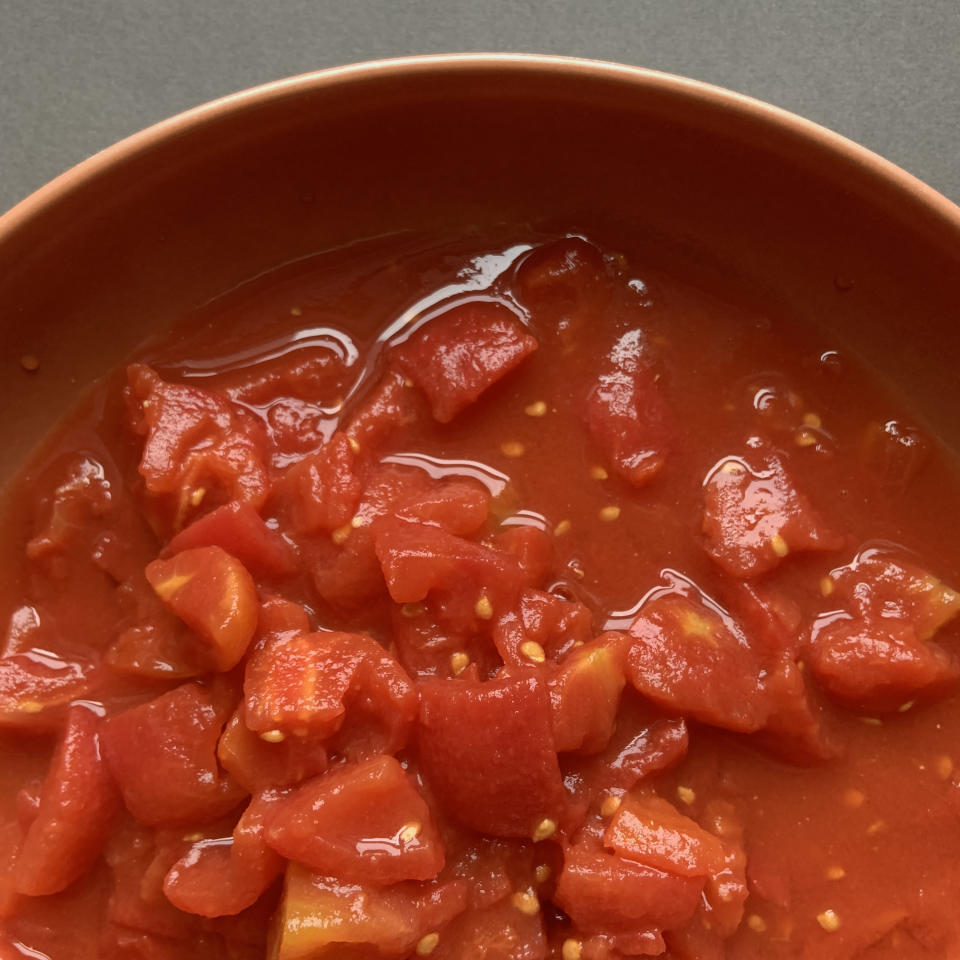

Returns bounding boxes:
[395,479,491,536]
[217,705,328,794]
[0,650,98,732]
[493,525,554,589]
[267,755,443,885]
[555,828,704,936]
[125,364,269,532]
[281,432,363,536]
[14,705,120,895]
[344,367,427,457]
[626,573,771,732]
[102,681,244,826]
[493,589,594,666]
[271,864,467,960]
[244,629,416,759]
[586,330,675,487]
[164,790,286,917]
[417,674,565,838]
[146,546,258,672]
[825,548,960,640]
[702,448,843,578]
[376,519,523,611]
[807,549,960,711]
[514,236,607,316]
[548,632,629,753]
[393,300,538,423]
[163,502,296,579]
[431,893,547,960]
[808,616,959,711]
[603,795,726,879]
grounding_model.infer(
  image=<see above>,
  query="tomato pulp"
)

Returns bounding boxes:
[1,232,959,960]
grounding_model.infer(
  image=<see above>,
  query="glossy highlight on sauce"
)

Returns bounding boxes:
[0,231,959,959]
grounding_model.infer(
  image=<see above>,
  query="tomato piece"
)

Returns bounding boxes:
[282,432,363,536]
[513,236,608,330]
[390,602,498,680]
[417,674,565,838]
[808,616,959,711]
[825,548,960,641]
[125,364,269,533]
[555,826,704,936]
[217,705,328,794]
[163,502,296,579]
[702,448,843,578]
[308,464,436,610]
[728,582,838,763]
[493,589,594,666]
[102,681,244,826]
[164,791,286,917]
[493,525,554,589]
[548,632,629,754]
[267,755,443,884]
[375,519,523,613]
[344,367,427,457]
[13,705,119,896]
[146,546,258,672]
[431,894,547,960]
[626,573,771,732]
[807,549,960,711]
[271,864,467,960]
[0,650,98,732]
[603,795,726,879]
[244,629,417,759]
[393,300,538,423]
[395,479,491,536]
[586,330,675,487]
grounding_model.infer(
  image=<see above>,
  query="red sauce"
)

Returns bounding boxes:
[1,233,959,960]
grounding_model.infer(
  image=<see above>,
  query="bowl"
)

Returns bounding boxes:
[1,54,959,486]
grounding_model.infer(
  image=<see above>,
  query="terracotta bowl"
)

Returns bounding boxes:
[1,54,959,487]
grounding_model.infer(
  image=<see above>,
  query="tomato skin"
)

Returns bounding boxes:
[163,501,296,579]
[417,674,566,838]
[14,705,120,896]
[164,790,286,918]
[394,300,538,423]
[217,705,328,794]
[101,681,244,827]
[702,447,843,579]
[586,330,675,487]
[0,651,98,732]
[146,545,259,672]
[626,573,771,733]
[271,863,467,960]
[244,629,417,759]
[266,755,444,885]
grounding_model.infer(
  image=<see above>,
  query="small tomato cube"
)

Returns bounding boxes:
[267,755,444,885]
[394,300,538,423]
[146,545,258,671]
[702,448,843,578]
[163,501,296,579]
[101,681,244,827]
[417,674,565,838]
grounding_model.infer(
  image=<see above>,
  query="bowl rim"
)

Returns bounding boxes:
[2,52,959,242]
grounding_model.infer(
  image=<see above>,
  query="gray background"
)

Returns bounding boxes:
[1,0,958,215]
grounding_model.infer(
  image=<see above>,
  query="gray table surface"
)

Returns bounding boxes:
[1,0,958,216]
